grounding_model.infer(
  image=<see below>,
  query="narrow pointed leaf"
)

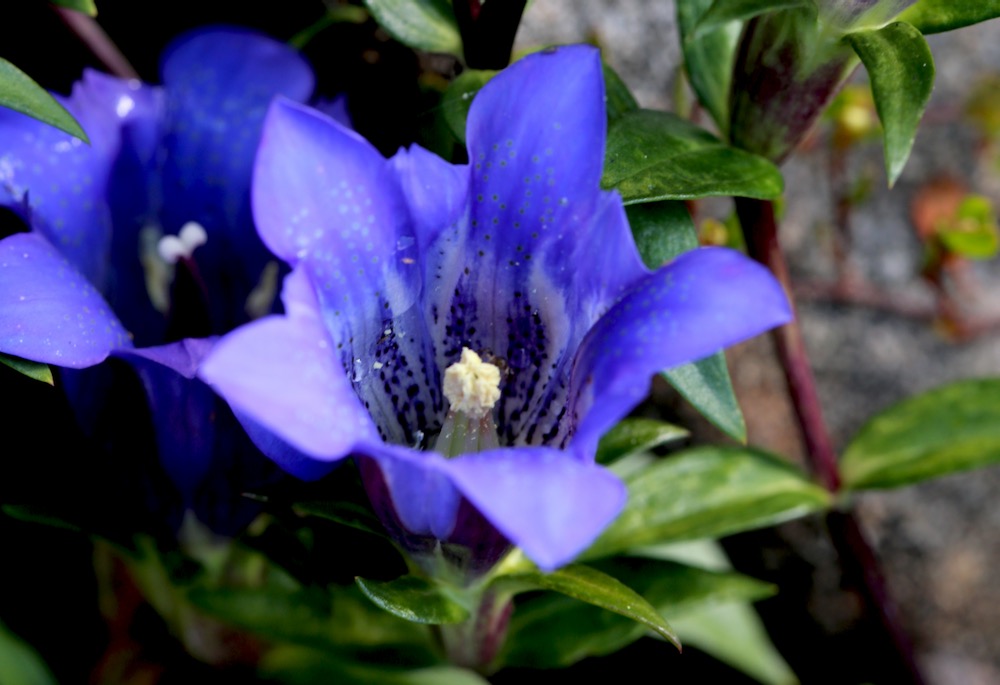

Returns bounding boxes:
[188,584,432,652]
[841,378,1000,490]
[847,22,934,186]
[671,603,797,685]
[294,500,390,540]
[596,418,689,465]
[501,558,773,668]
[583,446,831,560]
[627,201,747,441]
[0,353,53,385]
[692,0,811,39]
[356,575,469,625]
[899,0,1000,35]
[363,0,462,56]
[442,69,496,144]
[494,564,680,649]
[603,109,784,202]
[603,63,639,123]
[51,0,97,15]
[0,621,57,685]
[0,58,88,142]
[676,0,742,133]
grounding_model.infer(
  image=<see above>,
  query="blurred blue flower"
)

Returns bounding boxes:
[200,45,792,571]
[0,27,319,534]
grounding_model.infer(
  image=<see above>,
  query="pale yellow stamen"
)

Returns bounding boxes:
[442,348,502,419]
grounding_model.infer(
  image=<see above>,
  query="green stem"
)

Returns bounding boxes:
[438,588,513,672]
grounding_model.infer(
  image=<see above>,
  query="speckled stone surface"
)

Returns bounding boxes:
[518,4,1000,682]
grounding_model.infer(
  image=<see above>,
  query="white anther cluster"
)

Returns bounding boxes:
[442,348,502,419]
[157,221,208,264]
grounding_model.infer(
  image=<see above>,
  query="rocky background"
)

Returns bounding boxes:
[520,3,1000,683]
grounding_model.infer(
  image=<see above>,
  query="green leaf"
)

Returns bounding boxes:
[293,500,389,540]
[189,584,433,654]
[441,69,496,145]
[938,195,999,259]
[356,575,469,625]
[501,557,772,668]
[846,22,934,187]
[691,0,811,39]
[596,418,689,465]
[494,564,679,649]
[603,109,784,202]
[262,645,489,685]
[676,0,742,133]
[51,0,97,16]
[0,621,57,685]
[363,0,462,56]
[899,0,1000,35]
[672,603,797,685]
[841,378,1000,490]
[626,201,748,441]
[603,64,639,123]
[0,58,88,142]
[0,353,53,385]
[583,446,831,559]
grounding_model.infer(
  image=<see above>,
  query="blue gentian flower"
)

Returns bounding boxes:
[0,27,318,534]
[200,46,792,571]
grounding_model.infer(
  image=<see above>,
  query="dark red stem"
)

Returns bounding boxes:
[735,197,841,492]
[453,0,528,70]
[54,7,138,80]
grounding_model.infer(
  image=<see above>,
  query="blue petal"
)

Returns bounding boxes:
[442,447,626,571]
[423,47,647,445]
[569,247,792,455]
[0,233,130,366]
[389,143,469,254]
[0,71,161,285]
[157,27,315,329]
[198,304,380,461]
[114,340,220,497]
[254,100,442,446]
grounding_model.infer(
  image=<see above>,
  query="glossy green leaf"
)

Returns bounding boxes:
[692,0,810,39]
[626,201,748,441]
[841,378,1000,490]
[672,603,797,685]
[0,621,57,685]
[596,418,689,465]
[442,69,496,145]
[356,575,469,625]
[603,64,639,123]
[262,645,489,685]
[51,0,97,15]
[0,353,53,385]
[676,0,742,133]
[899,0,1000,35]
[501,557,772,668]
[363,0,462,56]
[584,446,831,559]
[847,22,934,187]
[189,584,432,654]
[494,564,679,648]
[0,58,88,142]
[290,5,369,48]
[603,109,784,202]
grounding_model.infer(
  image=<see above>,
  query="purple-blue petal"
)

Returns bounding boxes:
[198,311,379,461]
[114,340,219,496]
[389,143,469,254]
[0,70,161,285]
[442,447,627,571]
[0,232,130,366]
[253,99,442,446]
[569,247,792,455]
[156,27,315,329]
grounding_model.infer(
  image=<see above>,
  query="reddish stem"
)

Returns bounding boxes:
[735,197,841,492]
[54,7,138,80]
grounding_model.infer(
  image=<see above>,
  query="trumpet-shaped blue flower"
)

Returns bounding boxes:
[0,27,316,533]
[200,46,792,570]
